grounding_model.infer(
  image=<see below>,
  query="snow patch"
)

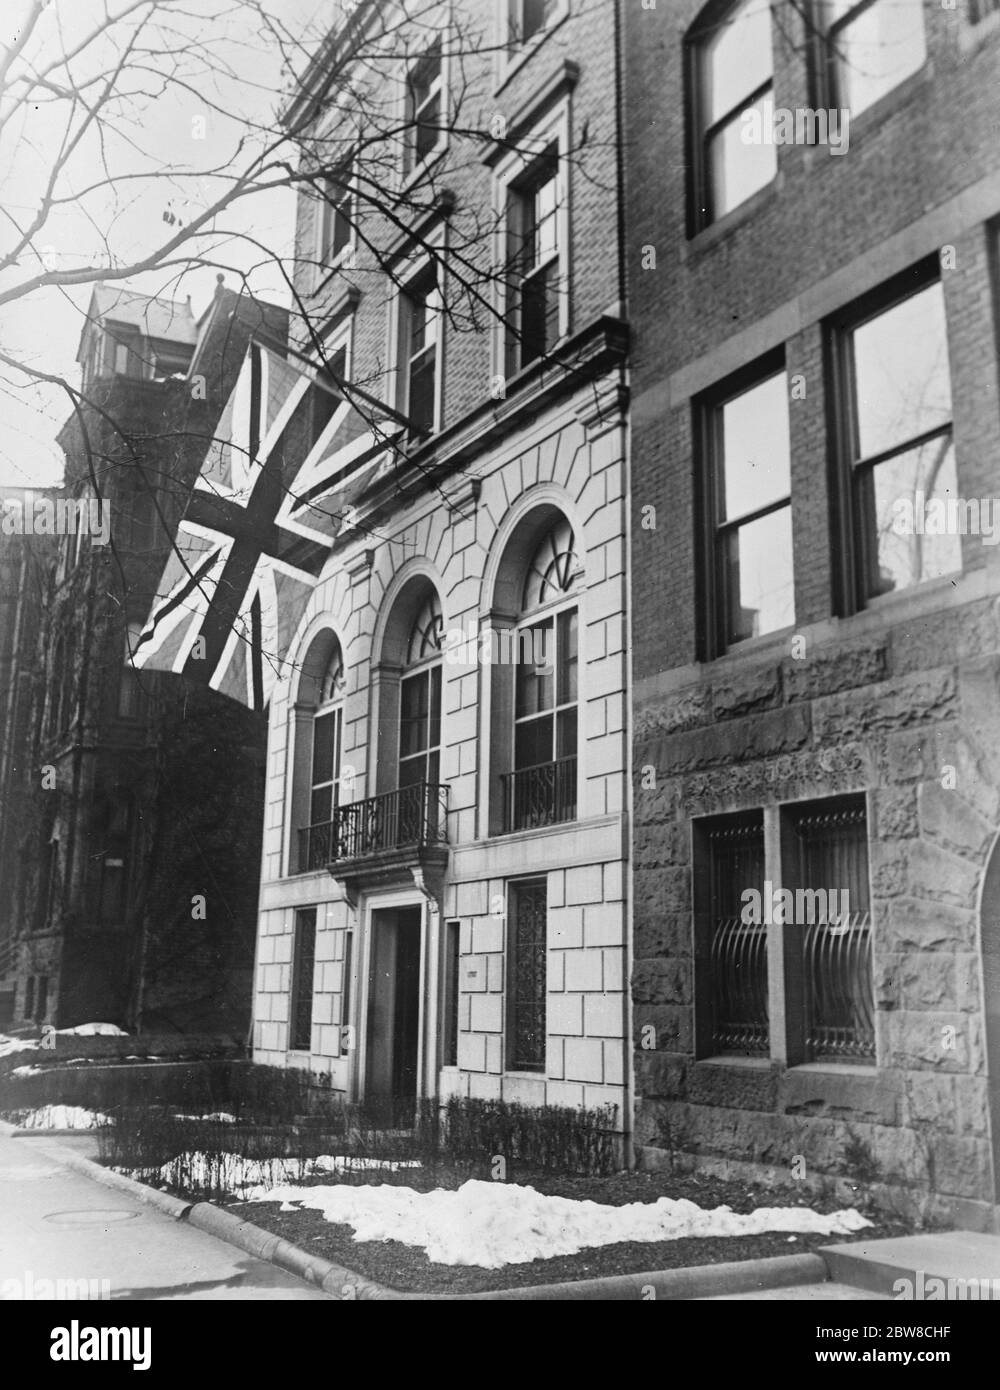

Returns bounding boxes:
[245,1178,873,1268]
[16,1105,112,1130]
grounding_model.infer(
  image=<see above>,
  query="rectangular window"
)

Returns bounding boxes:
[398,665,441,788]
[509,607,577,829]
[443,919,460,1067]
[782,795,874,1064]
[310,707,342,828]
[319,164,354,267]
[35,975,48,1024]
[508,0,564,47]
[403,39,443,177]
[505,150,562,375]
[507,879,547,1072]
[689,0,776,231]
[834,270,957,608]
[291,907,317,1051]
[694,812,768,1057]
[701,361,794,654]
[111,328,143,378]
[341,929,353,1036]
[819,0,926,117]
[397,267,441,436]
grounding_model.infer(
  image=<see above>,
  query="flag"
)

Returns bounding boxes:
[133,341,398,709]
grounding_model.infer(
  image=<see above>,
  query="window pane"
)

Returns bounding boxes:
[723,505,795,643]
[429,664,441,746]
[516,714,553,769]
[833,0,926,117]
[864,437,961,595]
[516,622,554,718]
[852,282,951,461]
[400,672,429,756]
[556,707,577,759]
[719,370,790,522]
[312,711,337,785]
[705,0,773,122]
[534,175,559,263]
[311,784,332,826]
[556,608,577,705]
[509,880,547,1072]
[708,95,777,220]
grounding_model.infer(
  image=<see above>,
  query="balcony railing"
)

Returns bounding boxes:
[298,781,448,872]
[804,911,875,1061]
[709,916,769,1056]
[501,755,577,833]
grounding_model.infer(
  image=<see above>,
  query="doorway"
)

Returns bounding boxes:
[365,906,422,1124]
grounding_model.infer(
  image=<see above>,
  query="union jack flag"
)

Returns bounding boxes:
[133,341,398,709]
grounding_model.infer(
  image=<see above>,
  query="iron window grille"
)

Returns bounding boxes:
[507,878,547,1072]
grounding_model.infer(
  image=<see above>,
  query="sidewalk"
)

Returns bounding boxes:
[0,1125,331,1301]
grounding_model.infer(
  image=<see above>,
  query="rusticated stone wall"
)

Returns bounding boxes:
[632,590,1000,1223]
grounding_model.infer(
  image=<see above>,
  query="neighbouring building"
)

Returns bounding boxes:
[247,0,631,1132]
[625,0,1000,1225]
[7,281,286,1033]
[0,514,58,1025]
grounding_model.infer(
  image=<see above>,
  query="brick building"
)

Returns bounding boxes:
[625,0,1000,1224]
[7,282,286,1033]
[247,0,630,1129]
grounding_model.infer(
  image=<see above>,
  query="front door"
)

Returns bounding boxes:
[365,906,422,1124]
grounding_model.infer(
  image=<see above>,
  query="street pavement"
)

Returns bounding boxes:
[0,1126,332,1301]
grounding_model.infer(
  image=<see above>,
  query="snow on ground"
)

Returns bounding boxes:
[0,1034,39,1059]
[15,1105,112,1130]
[56,1022,127,1036]
[244,1177,873,1268]
[174,1112,239,1122]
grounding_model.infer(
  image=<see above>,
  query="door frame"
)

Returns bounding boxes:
[357,887,434,1105]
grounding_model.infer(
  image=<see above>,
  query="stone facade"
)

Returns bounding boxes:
[251,0,630,1129]
[624,0,1000,1222]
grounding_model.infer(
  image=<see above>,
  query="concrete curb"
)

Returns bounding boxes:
[29,1138,194,1223]
[2,1124,839,1301]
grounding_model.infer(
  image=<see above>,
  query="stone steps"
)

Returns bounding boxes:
[820,1231,1000,1299]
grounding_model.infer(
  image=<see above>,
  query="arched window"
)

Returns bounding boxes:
[399,591,443,792]
[293,633,347,874]
[507,519,579,830]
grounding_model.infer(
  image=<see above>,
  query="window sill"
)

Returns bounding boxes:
[787,1060,877,1076]
[683,174,782,260]
[696,1055,772,1069]
[835,64,933,149]
[707,619,798,668]
[494,11,570,96]
[397,143,448,201]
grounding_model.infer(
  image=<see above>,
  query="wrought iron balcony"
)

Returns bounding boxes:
[501,755,577,833]
[298,781,448,873]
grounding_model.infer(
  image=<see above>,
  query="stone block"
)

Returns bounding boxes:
[456,881,489,917]
[470,994,503,1033]
[812,670,957,742]
[872,787,918,840]
[471,916,503,954]
[927,1136,994,1200]
[564,1037,605,1083]
[457,1031,486,1071]
[584,902,624,946]
[634,688,712,738]
[565,864,604,905]
[633,1003,693,1053]
[886,1012,983,1074]
[469,1073,502,1101]
[920,780,994,863]
[778,1069,898,1126]
[907,841,982,909]
[883,896,977,952]
[584,991,625,1038]
[545,1081,585,1109]
[633,1050,686,1098]
[548,993,584,1036]
[688,1063,778,1113]
[634,911,692,959]
[647,706,811,775]
[711,665,781,720]
[462,955,488,992]
[783,639,888,702]
[603,947,624,991]
[564,948,604,992]
[631,957,689,1005]
[548,906,584,949]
